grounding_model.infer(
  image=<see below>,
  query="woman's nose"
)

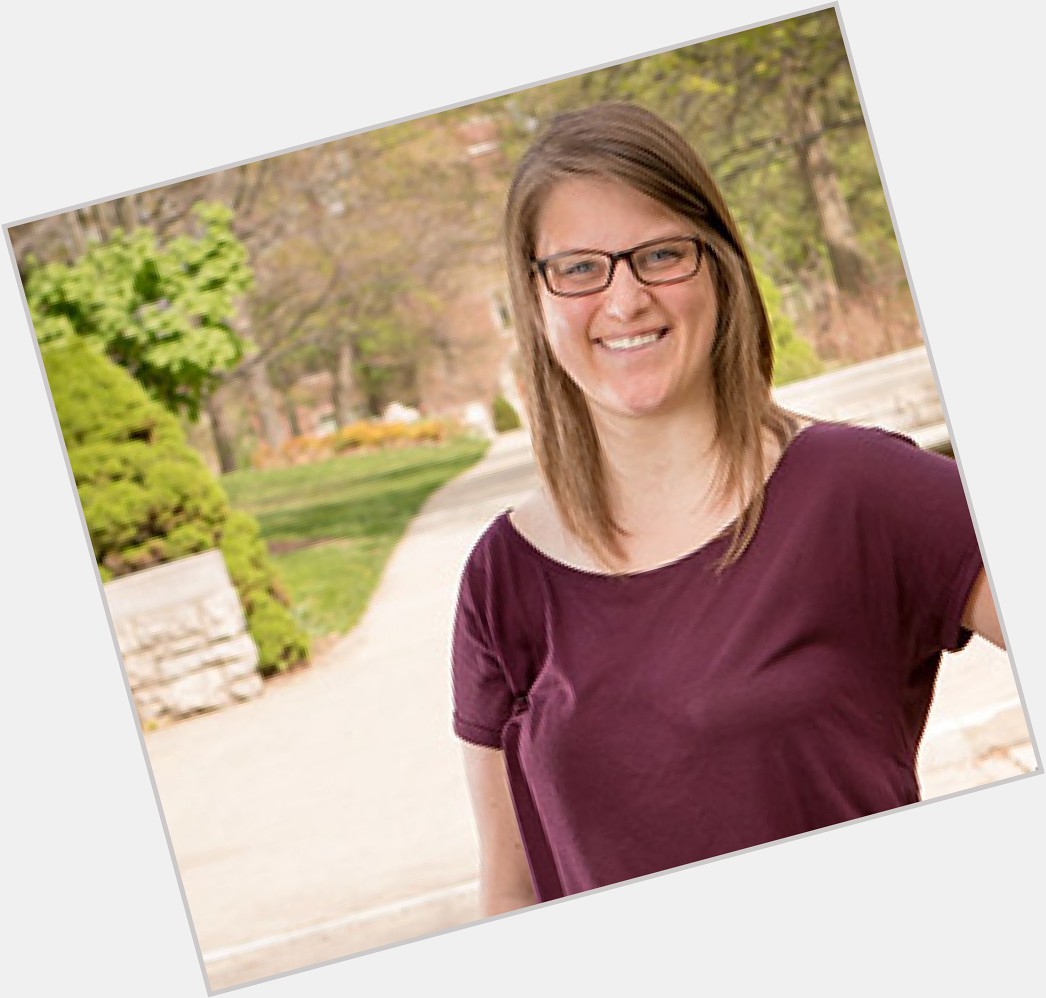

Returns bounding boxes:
[603,259,652,320]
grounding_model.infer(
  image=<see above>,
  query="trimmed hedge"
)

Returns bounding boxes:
[491,395,522,433]
[42,337,309,676]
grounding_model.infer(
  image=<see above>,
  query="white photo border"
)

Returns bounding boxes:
[2,2,1041,995]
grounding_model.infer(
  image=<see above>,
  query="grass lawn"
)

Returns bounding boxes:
[221,437,489,641]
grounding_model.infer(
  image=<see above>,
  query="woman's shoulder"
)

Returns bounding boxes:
[461,490,550,582]
[462,508,513,570]
[784,419,924,473]
[792,417,919,447]
[456,493,557,660]
[774,419,959,512]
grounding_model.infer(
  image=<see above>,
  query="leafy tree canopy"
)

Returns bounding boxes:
[24,202,253,420]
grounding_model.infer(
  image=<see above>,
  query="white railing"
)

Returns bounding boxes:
[772,346,951,452]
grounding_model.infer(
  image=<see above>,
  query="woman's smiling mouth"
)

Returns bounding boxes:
[594,327,670,352]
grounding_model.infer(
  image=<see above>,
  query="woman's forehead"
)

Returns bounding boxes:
[533,175,694,257]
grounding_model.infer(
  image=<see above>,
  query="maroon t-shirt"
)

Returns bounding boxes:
[451,422,985,902]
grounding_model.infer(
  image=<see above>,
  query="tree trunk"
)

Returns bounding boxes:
[782,55,869,297]
[93,201,120,242]
[284,391,302,437]
[797,99,868,294]
[249,361,289,449]
[332,339,363,426]
[358,364,384,418]
[66,211,88,258]
[206,390,239,474]
[115,194,138,233]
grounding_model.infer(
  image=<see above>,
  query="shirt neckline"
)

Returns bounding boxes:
[501,421,825,582]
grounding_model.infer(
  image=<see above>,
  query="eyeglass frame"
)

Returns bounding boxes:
[530,235,706,299]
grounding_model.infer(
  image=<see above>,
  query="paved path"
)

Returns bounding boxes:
[142,429,1037,992]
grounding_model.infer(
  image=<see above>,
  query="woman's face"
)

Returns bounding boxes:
[533,175,719,422]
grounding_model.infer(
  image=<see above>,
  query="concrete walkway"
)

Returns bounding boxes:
[142,429,1037,993]
[145,430,540,992]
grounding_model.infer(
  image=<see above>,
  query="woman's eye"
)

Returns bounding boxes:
[565,260,595,275]
[558,258,599,278]
[645,247,684,264]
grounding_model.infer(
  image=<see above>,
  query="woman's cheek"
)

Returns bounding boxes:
[542,306,583,366]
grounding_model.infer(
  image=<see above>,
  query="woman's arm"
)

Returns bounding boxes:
[962,567,1005,650]
[461,742,537,916]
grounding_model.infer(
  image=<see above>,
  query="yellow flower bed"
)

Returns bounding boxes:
[251,418,455,469]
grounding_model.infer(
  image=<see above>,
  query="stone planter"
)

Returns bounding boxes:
[104,550,262,725]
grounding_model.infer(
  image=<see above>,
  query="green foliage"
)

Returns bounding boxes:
[239,595,309,675]
[24,202,253,420]
[42,336,309,676]
[491,395,522,433]
[754,266,823,386]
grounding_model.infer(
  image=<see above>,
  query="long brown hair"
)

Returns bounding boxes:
[504,102,797,571]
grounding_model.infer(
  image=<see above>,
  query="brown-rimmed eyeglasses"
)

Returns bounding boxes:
[531,236,705,298]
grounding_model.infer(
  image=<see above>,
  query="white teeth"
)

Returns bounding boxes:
[601,331,663,351]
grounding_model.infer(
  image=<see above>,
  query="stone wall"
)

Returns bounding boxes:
[104,550,263,725]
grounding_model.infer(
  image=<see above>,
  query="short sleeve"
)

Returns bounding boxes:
[451,530,514,749]
[851,428,984,659]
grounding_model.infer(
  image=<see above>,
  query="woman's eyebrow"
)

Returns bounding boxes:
[539,231,696,257]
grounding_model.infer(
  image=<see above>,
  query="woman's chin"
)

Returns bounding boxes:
[593,390,677,421]
[587,377,713,424]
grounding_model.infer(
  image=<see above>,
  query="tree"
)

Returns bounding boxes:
[231,125,486,422]
[23,202,253,420]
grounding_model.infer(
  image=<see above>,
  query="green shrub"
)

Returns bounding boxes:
[42,337,310,676]
[491,395,522,433]
[243,594,310,674]
[753,264,823,387]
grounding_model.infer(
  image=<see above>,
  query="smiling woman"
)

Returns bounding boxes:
[449,102,1003,917]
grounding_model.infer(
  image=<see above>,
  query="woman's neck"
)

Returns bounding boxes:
[589,394,727,523]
